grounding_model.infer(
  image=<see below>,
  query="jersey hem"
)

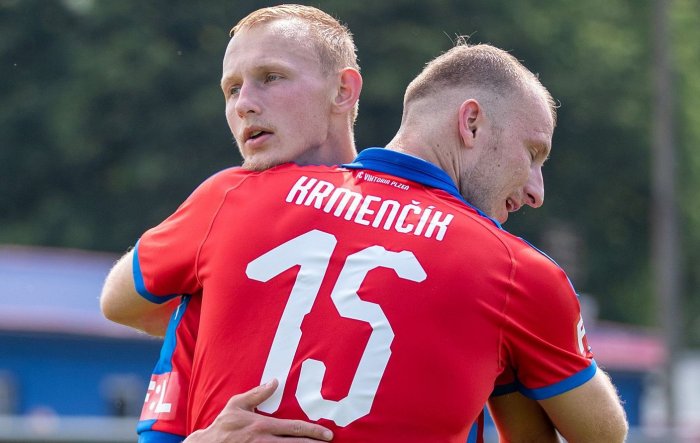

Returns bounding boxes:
[491,382,519,397]
[520,359,598,400]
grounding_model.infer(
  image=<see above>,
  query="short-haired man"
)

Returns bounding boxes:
[101,5,360,442]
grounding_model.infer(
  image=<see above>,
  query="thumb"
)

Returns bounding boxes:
[226,379,279,411]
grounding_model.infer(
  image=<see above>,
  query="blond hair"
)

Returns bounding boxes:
[404,40,557,125]
[230,4,359,75]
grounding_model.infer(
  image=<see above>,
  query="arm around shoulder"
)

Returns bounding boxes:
[100,249,175,337]
[538,368,628,443]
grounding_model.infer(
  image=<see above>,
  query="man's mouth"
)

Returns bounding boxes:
[243,127,272,145]
[248,130,265,140]
[246,129,270,140]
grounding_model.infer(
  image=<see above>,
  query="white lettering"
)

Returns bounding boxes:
[323,188,364,220]
[354,195,382,226]
[425,211,454,241]
[395,201,421,233]
[577,316,587,355]
[374,200,400,231]
[286,176,454,241]
[303,180,335,209]
[414,206,434,236]
[286,176,318,204]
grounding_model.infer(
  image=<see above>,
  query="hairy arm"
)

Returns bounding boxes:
[100,250,175,337]
[488,392,560,443]
[538,369,628,443]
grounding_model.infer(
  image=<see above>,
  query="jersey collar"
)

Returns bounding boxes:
[343,148,502,229]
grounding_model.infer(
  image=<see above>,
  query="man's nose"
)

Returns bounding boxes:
[234,83,261,117]
[524,166,544,208]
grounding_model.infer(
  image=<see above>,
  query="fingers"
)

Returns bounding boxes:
[217,380,334,441]
[227,379,279,411]
[264,417,333,441]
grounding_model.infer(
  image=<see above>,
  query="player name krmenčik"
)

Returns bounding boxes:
[285,175,454,241]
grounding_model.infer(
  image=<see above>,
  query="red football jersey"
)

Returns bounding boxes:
[135,149,595,442]
[135,294,199,442]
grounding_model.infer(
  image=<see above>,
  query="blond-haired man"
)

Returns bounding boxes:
[101,5,360,442]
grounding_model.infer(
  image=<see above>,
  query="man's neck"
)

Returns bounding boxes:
[298,133,356,166]
[385,135,462,188]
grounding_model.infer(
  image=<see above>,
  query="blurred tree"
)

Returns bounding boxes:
[0,0,698,342]
[1,0,237,250]
[672,0,700,345]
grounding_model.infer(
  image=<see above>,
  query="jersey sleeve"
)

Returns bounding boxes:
[491,366,518,397]
[134,168,241,303]
[500,244,596,400]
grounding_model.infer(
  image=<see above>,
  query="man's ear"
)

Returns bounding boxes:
[333,68,362,114]
[458,99,481,149]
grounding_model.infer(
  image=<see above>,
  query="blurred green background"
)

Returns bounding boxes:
[1,0,699,346]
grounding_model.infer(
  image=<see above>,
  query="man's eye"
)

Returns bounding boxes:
[265,73,281,83]
[229,85,241,96]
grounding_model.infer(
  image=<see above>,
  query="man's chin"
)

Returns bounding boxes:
[242,155,291,172]
[241,161,266,172]
[494,211,508,224]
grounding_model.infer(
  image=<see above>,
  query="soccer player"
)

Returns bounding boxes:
[103,38,628,443]
[101,5,360,442]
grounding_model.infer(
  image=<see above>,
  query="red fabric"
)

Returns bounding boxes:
[136,164,593,442]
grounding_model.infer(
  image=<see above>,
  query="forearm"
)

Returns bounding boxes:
[115,299,176,337]
[100,250,174,337]
[488,393,560,443]
[539,370,628,443]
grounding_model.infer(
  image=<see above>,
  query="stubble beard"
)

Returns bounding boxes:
[241,155,279,172]
[460,146,499,220]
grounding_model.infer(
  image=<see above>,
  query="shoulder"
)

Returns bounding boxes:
[201,166,252,187]
[471,225,574,297]
[190,166,260,198]
[196,164,344,196]
[511,238,570,288]
[501,235,579,319]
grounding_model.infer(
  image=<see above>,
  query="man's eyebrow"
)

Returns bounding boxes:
[221,61,292,88]
[254,59,294,72]
[220,74,234,89]
[220,71,242,89]
[219,75,236,94]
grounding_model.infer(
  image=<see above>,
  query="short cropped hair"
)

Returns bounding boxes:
[230,4,359,75]
[405,40,557,125]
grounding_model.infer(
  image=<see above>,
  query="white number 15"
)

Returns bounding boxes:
[246,229,426,426]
